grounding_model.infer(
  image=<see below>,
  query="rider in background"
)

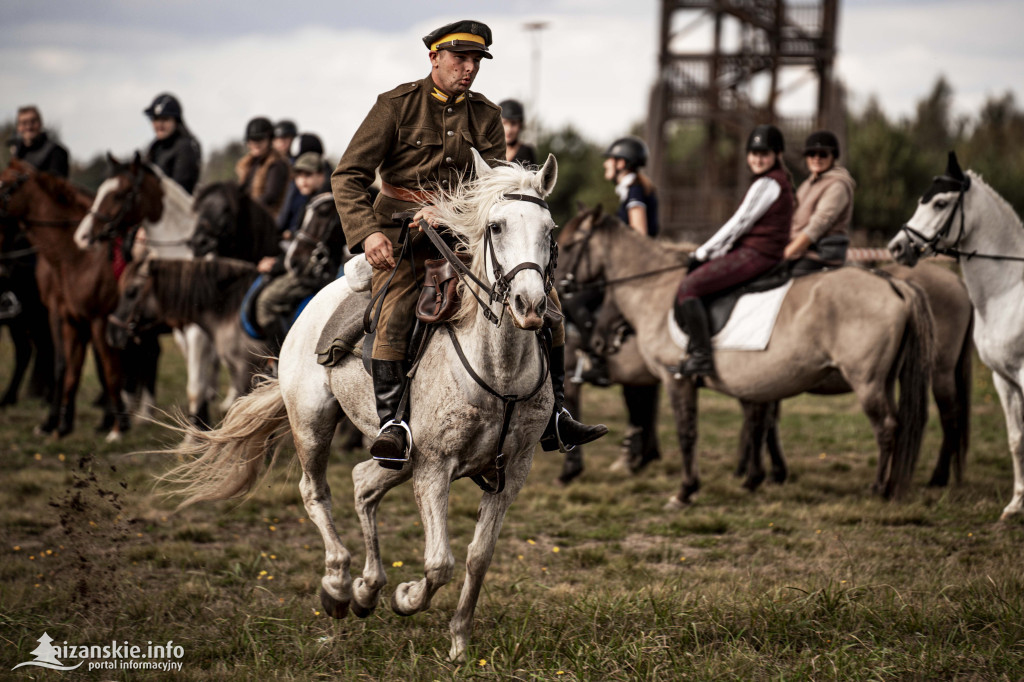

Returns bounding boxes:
[256,151,341,355]
[785,130,855,275]
[499,99,536,165]
[675,124,795,378]
[604,136,659,236]
[332,20,606,468]
[143,93,201,194]
[237,116,290,220]
[276,151,332,236]
[570,136,660,385]
[273,120,298,164]
[13,105,69,178]
[278,132,332,237]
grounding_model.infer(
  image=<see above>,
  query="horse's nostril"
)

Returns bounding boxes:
[514,294,526,313]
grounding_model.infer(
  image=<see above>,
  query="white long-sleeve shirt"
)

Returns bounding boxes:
[695,176,782,261]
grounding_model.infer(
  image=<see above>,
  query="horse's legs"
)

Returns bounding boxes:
[391,460,457,617]
[55,321,87,437]
[666,377,700,507]
[765,400,788,483]
[991,373,1024,519]
[853,380,899,497]
[624,384,661,473]
[0,320,32,406]
[738,400,768,492]
[447,449,533,663]
[181,325,214,428]
[928,372,958,487]
[292,399,357,617]
[89,318,128,439]
[351,459,412,616]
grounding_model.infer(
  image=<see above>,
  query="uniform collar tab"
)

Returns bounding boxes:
[431,87,466,105]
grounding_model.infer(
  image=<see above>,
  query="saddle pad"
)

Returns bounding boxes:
[316,288,370,367]
[668,280,793,352]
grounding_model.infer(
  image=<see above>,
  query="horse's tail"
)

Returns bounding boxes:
[951,310,974,483]
[889,278,935,500]
[157,377,290,509]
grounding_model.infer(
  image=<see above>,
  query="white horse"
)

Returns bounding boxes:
[889,151,1024,519]
[159,150,559,661]
[76,154,218,425]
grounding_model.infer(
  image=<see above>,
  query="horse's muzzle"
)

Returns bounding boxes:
[888,230,920,266]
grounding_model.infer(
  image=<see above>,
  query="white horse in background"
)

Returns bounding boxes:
[76,155,218,425]
[159,151,559,661]
[889,151,1024,519]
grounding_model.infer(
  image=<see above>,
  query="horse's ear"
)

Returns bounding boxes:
[470,148,492,179]
[593,204,604,222]
[106,152,123,171]
[947,151,965,181]
[132,150,143,168]
[533,153,558,198]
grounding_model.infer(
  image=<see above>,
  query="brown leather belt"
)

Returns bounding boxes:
[380,180,435,205]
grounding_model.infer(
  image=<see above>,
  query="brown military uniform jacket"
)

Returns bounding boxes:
[331,75,506,252]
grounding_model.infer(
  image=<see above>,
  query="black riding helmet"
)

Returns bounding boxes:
[746,124,785,154]
[245,117,274,142]
[803,130,840,159]
[499,99,525,122]
[274,119,298,139]
[144,93,183,120]
[604,136,649,169]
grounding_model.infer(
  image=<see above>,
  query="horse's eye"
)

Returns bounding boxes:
[488,222,502,235]
[126,285,139,298]
[934,200,949,210]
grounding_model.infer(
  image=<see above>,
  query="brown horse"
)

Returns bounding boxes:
[0,160,127,438]
[558,205,934,504]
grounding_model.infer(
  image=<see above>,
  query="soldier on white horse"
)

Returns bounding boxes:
[331,19,607,467]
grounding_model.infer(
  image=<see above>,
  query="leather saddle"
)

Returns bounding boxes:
[691,263,794,338]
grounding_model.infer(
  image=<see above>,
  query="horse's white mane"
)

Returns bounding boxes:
[430,162,548,322]
[968,170,1024,230]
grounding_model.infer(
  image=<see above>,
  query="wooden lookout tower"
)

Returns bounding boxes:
[647,0,841,241]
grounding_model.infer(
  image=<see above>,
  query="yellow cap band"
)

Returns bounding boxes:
[431,32,486,51]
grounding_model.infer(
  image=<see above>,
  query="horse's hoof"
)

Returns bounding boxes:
[319,587,349,619]
[607,453,630,473]
[104,430,122,444]
[557,460,584,486]
[771,468,788,484]
[743,472,766,492]
[350,601,375,619]
[390,585,420,617]
[926,474,949,488]
[663,495,687,511]
[629,449,661,474]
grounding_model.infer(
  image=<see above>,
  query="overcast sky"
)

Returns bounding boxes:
[2,0,1021,161]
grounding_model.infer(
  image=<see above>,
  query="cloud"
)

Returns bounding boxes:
[0,1,1020,162]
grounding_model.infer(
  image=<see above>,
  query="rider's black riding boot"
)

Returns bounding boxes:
[541,344,609,452]
[369,359,410,469]
[675,298,716,378]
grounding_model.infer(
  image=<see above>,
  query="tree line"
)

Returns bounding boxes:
[2,77,1021,245]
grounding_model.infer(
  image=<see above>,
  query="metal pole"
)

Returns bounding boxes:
[522,21,549,143]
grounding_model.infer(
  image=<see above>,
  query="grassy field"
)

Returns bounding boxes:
[1,337,1023,681]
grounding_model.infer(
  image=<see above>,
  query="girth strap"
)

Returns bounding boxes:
[443,323,550,494]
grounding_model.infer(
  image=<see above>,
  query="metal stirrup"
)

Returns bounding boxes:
[373,419,414,463]
[554,407,576,453]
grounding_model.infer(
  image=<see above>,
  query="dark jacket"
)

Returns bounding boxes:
[331,75,505,252]
[146,128,202,194]
[15,132,69,178]
[735,166,794,259]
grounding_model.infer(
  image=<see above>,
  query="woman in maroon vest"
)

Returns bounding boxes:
[674,124,795,378]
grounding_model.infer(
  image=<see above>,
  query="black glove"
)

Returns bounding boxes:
[686,255,704,274]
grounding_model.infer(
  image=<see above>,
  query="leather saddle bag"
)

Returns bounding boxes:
[416,255,471,324]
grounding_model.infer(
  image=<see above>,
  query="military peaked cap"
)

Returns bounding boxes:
[422,20,493,59]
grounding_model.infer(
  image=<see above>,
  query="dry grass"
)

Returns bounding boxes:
[1,337,1023,680]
